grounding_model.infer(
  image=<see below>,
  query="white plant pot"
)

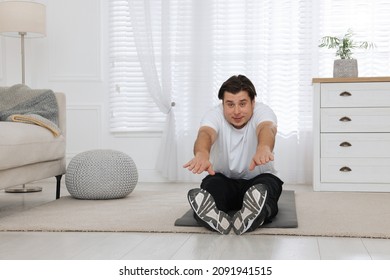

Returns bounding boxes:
[333,59,358,78]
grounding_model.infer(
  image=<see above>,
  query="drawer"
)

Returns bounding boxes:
[321,158,390,183]
[321,108,390,132]
[321,133,390,157]
[321,82,390,108]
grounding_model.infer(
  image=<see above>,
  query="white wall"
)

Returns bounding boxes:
[0,0,167,182]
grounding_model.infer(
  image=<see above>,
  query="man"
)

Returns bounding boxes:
[183,75,283,235]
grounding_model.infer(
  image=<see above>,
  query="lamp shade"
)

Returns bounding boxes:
[0,1,46,37]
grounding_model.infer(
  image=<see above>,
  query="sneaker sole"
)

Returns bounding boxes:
[232,185,267,235]
[188,188,232,234]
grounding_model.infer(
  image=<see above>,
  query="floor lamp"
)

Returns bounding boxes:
[0,1,46,84]
[0,1,46,193]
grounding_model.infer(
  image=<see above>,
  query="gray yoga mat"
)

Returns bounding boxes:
[174,190,298,228]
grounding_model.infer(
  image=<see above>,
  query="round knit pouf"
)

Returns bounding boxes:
[65,149,138,199]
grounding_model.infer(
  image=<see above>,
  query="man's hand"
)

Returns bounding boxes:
[249,145,274,171]
[183,126,216,175]
[183,152,215,175]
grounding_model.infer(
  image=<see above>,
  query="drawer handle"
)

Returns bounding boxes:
[339,166,352,172]
[339,91,352,97]
[339,116,351,122]
[339,141,352,147]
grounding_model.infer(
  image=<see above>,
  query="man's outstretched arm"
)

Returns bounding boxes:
[183,126,217,175]
[249,121,277,170]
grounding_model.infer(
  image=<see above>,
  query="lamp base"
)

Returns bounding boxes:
[5,184,42,193]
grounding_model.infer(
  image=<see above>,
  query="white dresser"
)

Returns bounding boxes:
[313,77,390,192]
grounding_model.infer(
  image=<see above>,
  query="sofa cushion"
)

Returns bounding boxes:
[0,122,65,170]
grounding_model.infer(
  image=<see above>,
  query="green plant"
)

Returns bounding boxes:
[319,29,375,59]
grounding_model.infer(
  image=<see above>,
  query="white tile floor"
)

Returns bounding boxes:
[1,180,390,260]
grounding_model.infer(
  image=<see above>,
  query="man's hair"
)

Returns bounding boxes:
[218,74,257,100]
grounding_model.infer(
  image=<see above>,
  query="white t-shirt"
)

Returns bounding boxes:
[200,102,277,179]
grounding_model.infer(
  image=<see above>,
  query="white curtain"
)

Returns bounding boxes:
[128,0,179,179]
[119,0,390,183]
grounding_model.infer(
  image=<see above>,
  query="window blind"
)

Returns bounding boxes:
[109,0,390,135]
[109,0,314,136]
[109,0,165,132]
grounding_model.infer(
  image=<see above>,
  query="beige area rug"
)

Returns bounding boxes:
[0,186,390,238]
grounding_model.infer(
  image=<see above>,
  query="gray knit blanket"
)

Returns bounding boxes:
[0,84,61,136]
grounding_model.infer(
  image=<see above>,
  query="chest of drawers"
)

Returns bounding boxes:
[313,77,390,192]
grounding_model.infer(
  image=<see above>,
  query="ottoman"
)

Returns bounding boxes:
[65,149,138,199]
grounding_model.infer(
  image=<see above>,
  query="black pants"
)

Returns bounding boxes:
[200,172,283,222]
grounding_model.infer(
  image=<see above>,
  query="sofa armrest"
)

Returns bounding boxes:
[55,92,66,137]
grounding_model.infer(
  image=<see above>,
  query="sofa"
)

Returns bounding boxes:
[0,87,66,199]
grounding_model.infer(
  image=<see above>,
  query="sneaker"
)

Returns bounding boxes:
[232,184,268,235]
[187,188,232,234]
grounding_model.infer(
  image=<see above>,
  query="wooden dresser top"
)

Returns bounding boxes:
[312,77,390,83]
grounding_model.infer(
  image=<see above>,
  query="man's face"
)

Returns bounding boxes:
[222,90,255,129]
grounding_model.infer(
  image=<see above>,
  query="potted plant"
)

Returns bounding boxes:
[319,29,375,77]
